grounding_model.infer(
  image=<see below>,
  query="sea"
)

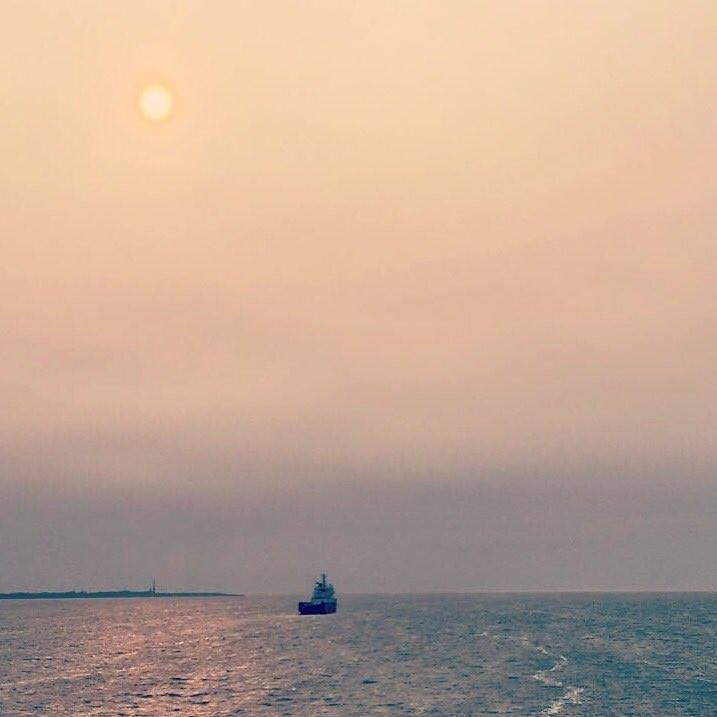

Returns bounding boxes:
[0,593,715,716]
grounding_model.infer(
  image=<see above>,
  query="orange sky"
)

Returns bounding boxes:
[1,1,716,590]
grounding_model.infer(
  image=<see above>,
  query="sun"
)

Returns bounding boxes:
[138,84,173,122]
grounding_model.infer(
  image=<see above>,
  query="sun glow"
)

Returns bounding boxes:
[138,84,173,122]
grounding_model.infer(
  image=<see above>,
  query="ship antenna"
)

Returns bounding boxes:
[152,578,156,595]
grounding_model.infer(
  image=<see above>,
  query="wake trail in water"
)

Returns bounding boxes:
[532,653,567,687]
[541,686,584,715]
[526,641,584,715]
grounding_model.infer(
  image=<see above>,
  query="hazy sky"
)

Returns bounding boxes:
[2,1,716,592]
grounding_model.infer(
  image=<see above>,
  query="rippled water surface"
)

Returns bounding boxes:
[1,593,715,715]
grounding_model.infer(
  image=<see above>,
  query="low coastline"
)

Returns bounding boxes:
[0,590,242,600]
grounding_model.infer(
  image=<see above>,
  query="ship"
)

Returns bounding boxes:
[298,573,337,614]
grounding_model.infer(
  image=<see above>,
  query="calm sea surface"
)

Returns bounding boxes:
[0,593,715,715]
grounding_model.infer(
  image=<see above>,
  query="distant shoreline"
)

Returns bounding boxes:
[0,590,242,600]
